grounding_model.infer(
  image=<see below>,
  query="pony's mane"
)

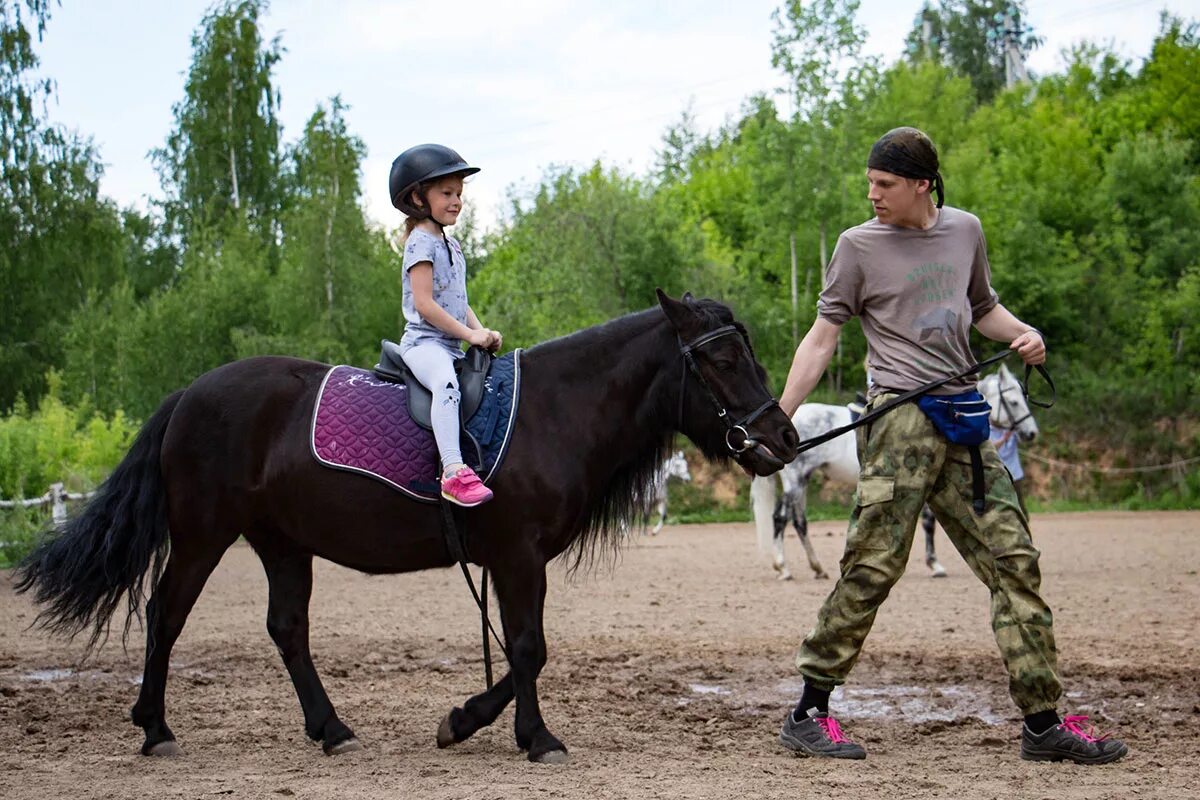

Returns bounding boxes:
[527,298,748,573]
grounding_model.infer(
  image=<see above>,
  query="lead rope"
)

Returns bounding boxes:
[791,350,1054,456]
[439,499,508,689]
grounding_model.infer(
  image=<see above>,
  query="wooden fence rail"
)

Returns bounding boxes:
[0,483,96,525]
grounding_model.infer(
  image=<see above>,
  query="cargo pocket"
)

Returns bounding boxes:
[856,476,895,506]
[847,476,895,552]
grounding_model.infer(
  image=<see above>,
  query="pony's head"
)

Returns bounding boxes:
[656,290,798,475]
[983,363,1039,442]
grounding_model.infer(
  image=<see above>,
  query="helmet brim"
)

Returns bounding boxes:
[391,164,481,210]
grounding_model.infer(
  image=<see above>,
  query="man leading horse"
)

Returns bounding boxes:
[773,126,1127,765]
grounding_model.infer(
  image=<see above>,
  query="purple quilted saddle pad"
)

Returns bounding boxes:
[310,352,521,502]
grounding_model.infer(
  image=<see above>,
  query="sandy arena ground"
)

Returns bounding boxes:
[1,510,1197,799]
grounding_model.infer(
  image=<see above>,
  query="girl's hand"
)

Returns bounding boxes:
[465,329,493,349]
[487,330,503,352]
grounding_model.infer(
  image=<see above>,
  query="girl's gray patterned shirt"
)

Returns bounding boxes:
[400,228,469,357]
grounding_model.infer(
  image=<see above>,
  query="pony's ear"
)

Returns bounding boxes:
[657,288,696,333]
[681,291,695,302]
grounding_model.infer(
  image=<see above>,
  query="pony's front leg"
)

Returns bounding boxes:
[437,672,514,747]
[494,562,567,763]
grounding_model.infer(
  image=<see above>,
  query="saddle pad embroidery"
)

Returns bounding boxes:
[311,351,521,502]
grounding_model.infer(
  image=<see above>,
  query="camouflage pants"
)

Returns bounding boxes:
[795,395,1063,715]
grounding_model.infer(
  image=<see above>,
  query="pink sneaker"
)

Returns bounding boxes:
[441,466,494,507]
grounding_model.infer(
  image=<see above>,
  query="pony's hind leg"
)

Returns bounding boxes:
[493,560,566,763]
[789,479,828,579]
[921,505,947,577]
[130,535,235,756]
[251,538,359,755]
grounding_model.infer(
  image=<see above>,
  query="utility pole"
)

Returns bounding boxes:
[997,3,1029,88]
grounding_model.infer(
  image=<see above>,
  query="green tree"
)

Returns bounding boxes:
[0,0,128,410]
[906,1,1041,103]
[254,97,399,365]
[153,0,284,253]
[472,163,698,346]
[771,0,875,390]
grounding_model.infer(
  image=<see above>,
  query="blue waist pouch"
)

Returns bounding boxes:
[916,390,991,446]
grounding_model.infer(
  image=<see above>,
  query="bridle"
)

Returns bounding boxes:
[990,376,1034,431]
[677,324,778,455]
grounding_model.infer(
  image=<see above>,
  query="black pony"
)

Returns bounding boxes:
[15,291,798,764]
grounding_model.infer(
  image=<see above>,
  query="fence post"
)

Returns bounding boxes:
[51,482,67,526]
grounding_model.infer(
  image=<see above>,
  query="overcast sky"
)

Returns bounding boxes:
[32,0,1180,230]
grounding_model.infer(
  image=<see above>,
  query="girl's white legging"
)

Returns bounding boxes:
[401,342,463,470]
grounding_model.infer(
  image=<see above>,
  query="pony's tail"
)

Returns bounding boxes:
[750,474,777,556]
[14,390,185,654]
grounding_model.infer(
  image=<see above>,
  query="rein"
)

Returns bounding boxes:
[678,325,779,454]
[792,350,1055,456]
[439,501,509,690]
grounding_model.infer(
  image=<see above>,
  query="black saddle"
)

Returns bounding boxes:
[374,340,492,431]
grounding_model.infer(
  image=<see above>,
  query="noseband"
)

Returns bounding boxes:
[677,325,778,454]
[993,382,1031,430]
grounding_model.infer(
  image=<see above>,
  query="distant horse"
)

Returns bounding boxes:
[640,450,692,534]
[751,363,1038,580]
[14,291,798,764]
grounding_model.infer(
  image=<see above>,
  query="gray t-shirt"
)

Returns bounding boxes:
[400,228,469,356]
[817,206,999,396]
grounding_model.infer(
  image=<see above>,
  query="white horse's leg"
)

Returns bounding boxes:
[921,505,947,577]
[752,474,791,579]
[772,491,793,581]
[790,478,828,579]
[651,498,666,535]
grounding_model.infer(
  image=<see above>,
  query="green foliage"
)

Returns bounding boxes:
[471,163,701,346]
[0,373,137,499]
[0,375,138,566]
[906,0,1042,104]
[4,2,1198,518]
[252,97,399,365]
[0,0,130,411]
[153,0,283,251]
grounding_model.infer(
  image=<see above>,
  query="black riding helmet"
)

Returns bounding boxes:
[389,143,480,218]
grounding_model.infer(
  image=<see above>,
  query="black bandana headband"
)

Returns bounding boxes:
[867,127,944,208]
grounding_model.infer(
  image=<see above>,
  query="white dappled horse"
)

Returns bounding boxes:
[641,450,692,534]
[751,363,1038,580]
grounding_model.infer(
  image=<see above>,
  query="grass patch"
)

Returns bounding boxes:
[0,504,48,568]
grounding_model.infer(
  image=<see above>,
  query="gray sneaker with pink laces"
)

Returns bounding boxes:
[779,708,866,759]
[1021,715,1128,764]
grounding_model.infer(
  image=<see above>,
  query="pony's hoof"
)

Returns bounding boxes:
[437,713,458,748]
[930,564,947,578]
[775,570,793,581]
[144,739,182,757]
[814,571,829,580]
[532,748,569,765]
[325,737,362,755]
